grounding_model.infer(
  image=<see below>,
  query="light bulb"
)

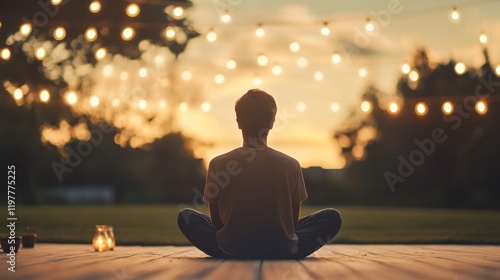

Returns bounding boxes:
[35,47,46,60]
[401,63,411,74]
[121,27,135,41]
[53,27,66,40]
[201,102,212,112]
[297,57,308,68]
[314,71,324,81]
[450,7,460,22]
[442,101,454,115]
[126,4,140,17]
[220,10,231,23]
[1,48,11,60]
[172,6,184,19]
[454,62,466,75]
[409,70,419,81]
[297,102,306,112]
[330,102,340,112]
[475,100,487,115]
[321,22,330,36]
[359,68,367,77]
[39,89,50,103]
[95,48,107,60]
[89,1,101,13]
[272,64,282,76]
[365,18,375,32]
[360,101,372,113]
[289,42,300,52]
[331,53,341,64]
[226,59,237,70]
[214,74,224,84]
[388,102,399,114]
[181,70,192,81]
[206,29,217,42]
[66,91,78,105]
[85,27,98,42]
[90,96,100,107]
[51,0,62,5]
[13,88,24,100]
[252,75,262,86]
[164,27,176,40]
[20,23,32,36]
[479,32,488,44]
[255,24,265,37]
[138,99,148,110]
[257,54,268,66]
[415,102,427,116]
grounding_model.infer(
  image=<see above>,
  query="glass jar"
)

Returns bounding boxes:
[92,225,109,252]
[105,226,115,250]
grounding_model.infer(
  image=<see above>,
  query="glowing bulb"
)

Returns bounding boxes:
[475,100,487,115]
[138,99,147,110]
[201,102,211,112]
[479,32,488,44]
[257,54,268,66]
[120,71,129,80]
[455,62,466,75]
[51,0,62,5]
[35,47,46,60]
[121,27,135,41]
[330,102,340,112]
[89,1,101,13]
[252,75,262,86]
[415,102,427,116]
[314,71,324,81]
[450,7,460,22]
[365,18,375,32]
[179,102,188,112]
[496,66,500,76]
[360,100,372,113]
[39,89,50,103]
[401,63,411,74]
[20,23,32,36]
[66,91,78,105]
[53,27,66,40]
[388,102,399,114]
[1,48,11,60]
[331,53,341,64]
[164,27,176,40]
[297,57,308,68]
[255,24,264,37]
[226,59,237,70]
[85,27,98,42]
[13,89,23,100]
[321,22,330,36]
[95,48,107,60]
[220,10,231,23]
[359,68,367,77]
[139,67,148,78]
[289,42,300,52]
[126,4,140,17]
[297,102,306,112]
[181,70,192,81]
[409,70,419,81]
[90,96,100,107]
[214,74,225,84]
[442,101,454,115]
[206,29,217,42]
[272,64,282,76]
[103,65,113,77]
[172,6,184,19]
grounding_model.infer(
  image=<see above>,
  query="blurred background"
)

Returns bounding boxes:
[1,0,499,209]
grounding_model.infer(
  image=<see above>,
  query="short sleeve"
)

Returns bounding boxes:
[203,160,220,203]
[292,164,308,203]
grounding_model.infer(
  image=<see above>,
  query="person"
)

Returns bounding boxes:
[178,89,342,259]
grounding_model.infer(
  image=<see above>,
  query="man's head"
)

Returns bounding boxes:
[235,89,277,138]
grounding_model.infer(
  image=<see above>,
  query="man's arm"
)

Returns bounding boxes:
[209,202,224,230]
[292,201,301,228]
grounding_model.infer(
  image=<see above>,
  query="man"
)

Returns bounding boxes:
[178,89,342,259]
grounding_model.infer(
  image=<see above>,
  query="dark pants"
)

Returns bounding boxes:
[177,208,342,259]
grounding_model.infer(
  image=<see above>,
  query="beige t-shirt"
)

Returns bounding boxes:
[203,147,308,258]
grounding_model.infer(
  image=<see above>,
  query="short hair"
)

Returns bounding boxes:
[235,89,277,137]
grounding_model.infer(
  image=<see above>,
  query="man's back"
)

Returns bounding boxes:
[203,146,308,258]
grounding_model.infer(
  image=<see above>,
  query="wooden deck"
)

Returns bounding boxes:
[1,244,499,279]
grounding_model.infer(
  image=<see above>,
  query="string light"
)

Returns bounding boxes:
[206,29,217,42]
[181,70,192,81]
[201,102,212,112]
[475,100,487,115]
[442,101,454,115]
[214,74,225,84]
[39,89,50,103]
[35,47,46,60]
[126,4,140,17]
[297,57,308,68]
[479,31,488,44]
[314,71,324,81]
[85,27,98,42]
[272,64,282,76]
[365,18,375,32]
[257,54,268,66]
[172,6,185,19]
[95,48,107,60]
[179,102,188,112]
[289,42,300,52]
[51,0,62,5]
[138,99,148,110]
[53,27,66,40]
[121,27,135,41]
[297,102,307,112]
[331,53,341,64]
[496,66,500,76]
[90,96,100,107]
[360,100,372,113]
[415,102,428,116]
[252,75,262,86]
[455,62,466,75]
[164,27,176,40]
[330,102,340,112]
[401,63,411,74]
[120,71,129,80]
[13,88,24,100]
[138,67,148,78]
[388,102,400,114]
[226,59,237,70]
[255,24,265,37]
[103,65,113,77]
[89,1,101,13]
[66,91,78,105]
[409,70,419,81]
[450,7,460,22]
[20,23,32,36]
[1,48,11,60]
[220,10,231,23]
[358,68,367,77]
[320,22,330,36]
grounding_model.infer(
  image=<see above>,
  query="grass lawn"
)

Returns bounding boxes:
[2,205,500,245]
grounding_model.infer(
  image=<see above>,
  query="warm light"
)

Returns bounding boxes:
[20,23,32,36]
[39,89,50,103]
[92,225,109,252]
[442,101,454,115]
[120,71,129,80]
[181,70,192,81]
[1,48,11,60]
[90,96,100,107]
[112,98,121,108]
[455,62,466,75]
[206,29,217,42]
[226,59,237,70]
[297,57,308,68]
[179,102,188,112]
[479,32,488,44]
[290,42,300,52]
[331,53,341,64]
[121,27,135,41]
[35,47,46,60]
[401,63,411,74]
[126,4,140,17]
[415,102,427,116]
[172,6,184,19]
[255,24,265,37]
[252,75,262,86]
[475,100,487,115]
[138,67,148,78]
[103,65,113,77]
[257,54,268,66]
[297,102,306,112]
[51,0,62,5]
[159,100,167,108]
[321,22,330,36]
[450,7,460,22]
[409,70,419,81]
[53,27,66,40]
[214,74,225,84]
[85,27,98,42]
[496,66,500,76]
[95,48,107,60]
[388,102,399,114]
[13,89,24,100]
[272,64,282,76]
[365,18,375,32]
[66,91,78,105]
[220,10,231,23]
[352,145,365,160]
[359,68,367,78]
[164,27,176,40]
[314,71,324,81]
[138,99,148,110]
[201,102,211,112]
[89,1,101,13]
[331,102,340,112]
[360,100,372,113]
